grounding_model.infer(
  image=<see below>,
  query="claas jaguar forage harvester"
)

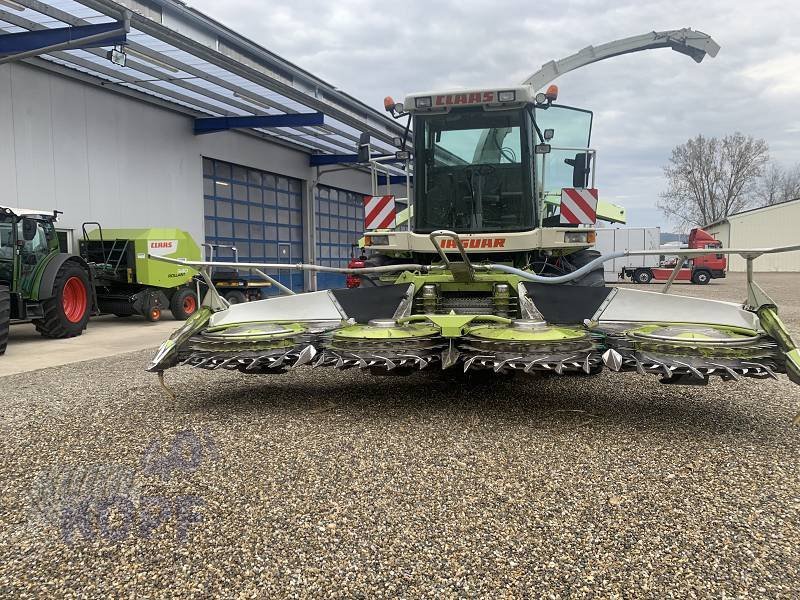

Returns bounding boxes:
[147,29,800,418]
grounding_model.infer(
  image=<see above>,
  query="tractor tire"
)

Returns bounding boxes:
[692,270,711,285]
[34,261,91,339]
[0,285,10,356]
[170,287,198,320]
[146,306,162,322]
[633,269,653,284]
[563,249,606,287]
[223,290,247,305]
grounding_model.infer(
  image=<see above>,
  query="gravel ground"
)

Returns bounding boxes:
[1,272,798,598]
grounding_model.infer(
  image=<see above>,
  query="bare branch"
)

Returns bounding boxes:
[659,133,769,227]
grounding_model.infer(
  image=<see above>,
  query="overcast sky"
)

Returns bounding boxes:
[189,0,800,231]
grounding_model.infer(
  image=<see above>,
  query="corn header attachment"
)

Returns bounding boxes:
[148,237,800,423]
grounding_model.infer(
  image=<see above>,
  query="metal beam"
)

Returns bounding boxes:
[0,19,129,65]
[194,112,324,135]
[309,154,402,167]
[377,175,413,185]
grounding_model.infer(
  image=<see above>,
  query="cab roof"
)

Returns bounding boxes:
[404,85,535,113]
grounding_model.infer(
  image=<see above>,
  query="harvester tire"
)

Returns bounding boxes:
[34,261,91,339]
[564,249,605,287]
[0,285,10,356]
[224,290,247,305]
[170,287,198,320]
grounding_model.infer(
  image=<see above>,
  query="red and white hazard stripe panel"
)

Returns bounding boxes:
[560,188,598,225]
[364,195,396,230]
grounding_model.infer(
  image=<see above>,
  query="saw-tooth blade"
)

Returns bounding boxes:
[633,357,647,375]
[441,342,460,370]
[602,349,623,372]
[292,345,317,368]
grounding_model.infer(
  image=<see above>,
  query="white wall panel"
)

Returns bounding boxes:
[1,62,376,255]
[0,65,19,205]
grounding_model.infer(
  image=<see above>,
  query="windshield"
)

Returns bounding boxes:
[414,108,534,233]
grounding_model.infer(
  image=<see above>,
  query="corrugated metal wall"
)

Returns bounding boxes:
[711,201,800,272]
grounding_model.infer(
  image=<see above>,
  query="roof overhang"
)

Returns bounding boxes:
[0,0,406,171]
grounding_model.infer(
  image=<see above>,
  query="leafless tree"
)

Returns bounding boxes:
[658,133,769,229]
[758,162,800,206]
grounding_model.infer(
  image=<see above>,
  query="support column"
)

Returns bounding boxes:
[302,168,319,291]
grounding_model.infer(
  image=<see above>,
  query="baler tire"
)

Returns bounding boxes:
[33,261,91,339]
[0,285,10,356]
[170,287,198,320]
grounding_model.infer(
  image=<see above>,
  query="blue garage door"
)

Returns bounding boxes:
[203,158,304,293]
[315,185,365,290]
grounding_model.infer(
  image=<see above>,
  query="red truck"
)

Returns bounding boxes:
[621,228,726,285]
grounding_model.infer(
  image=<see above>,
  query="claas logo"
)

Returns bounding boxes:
[150,241,174,249]
[435,92,494,107]
[441,238,506,249]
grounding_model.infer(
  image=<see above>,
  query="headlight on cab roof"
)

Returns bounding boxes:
[366,235,390,246]
[414,96,432,109]
[564,231,596,244]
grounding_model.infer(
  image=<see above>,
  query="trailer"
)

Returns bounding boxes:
[594,227,660,283]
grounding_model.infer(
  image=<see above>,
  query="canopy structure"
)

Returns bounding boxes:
[0,0,406,167]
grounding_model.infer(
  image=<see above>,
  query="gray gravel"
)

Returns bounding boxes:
[1,272,799,598]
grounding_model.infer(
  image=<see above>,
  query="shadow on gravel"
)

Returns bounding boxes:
[170,368,794,440]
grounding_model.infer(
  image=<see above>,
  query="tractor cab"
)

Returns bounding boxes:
[0,207,60,297]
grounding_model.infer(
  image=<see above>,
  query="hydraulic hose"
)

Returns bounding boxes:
[486,252,627,284]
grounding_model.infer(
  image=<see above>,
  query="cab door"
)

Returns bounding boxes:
[17,218,57,297]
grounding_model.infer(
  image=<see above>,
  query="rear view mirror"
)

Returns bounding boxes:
[543,128,554,141]
[21,217,37,242]
[534,144,552,154]
[564,152,592,187]
[357,133,371,163]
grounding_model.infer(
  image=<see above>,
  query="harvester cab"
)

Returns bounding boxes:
[373,84,598,258]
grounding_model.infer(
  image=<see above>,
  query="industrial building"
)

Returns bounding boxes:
[704,198,800,272]
[0,0,407,291]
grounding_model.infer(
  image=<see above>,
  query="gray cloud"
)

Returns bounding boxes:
[189,0,800,230]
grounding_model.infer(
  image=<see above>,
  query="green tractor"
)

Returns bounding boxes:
[0,206,95,355]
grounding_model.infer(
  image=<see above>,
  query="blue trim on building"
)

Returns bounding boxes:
[0,22,127,55]
[194,112,324,135]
